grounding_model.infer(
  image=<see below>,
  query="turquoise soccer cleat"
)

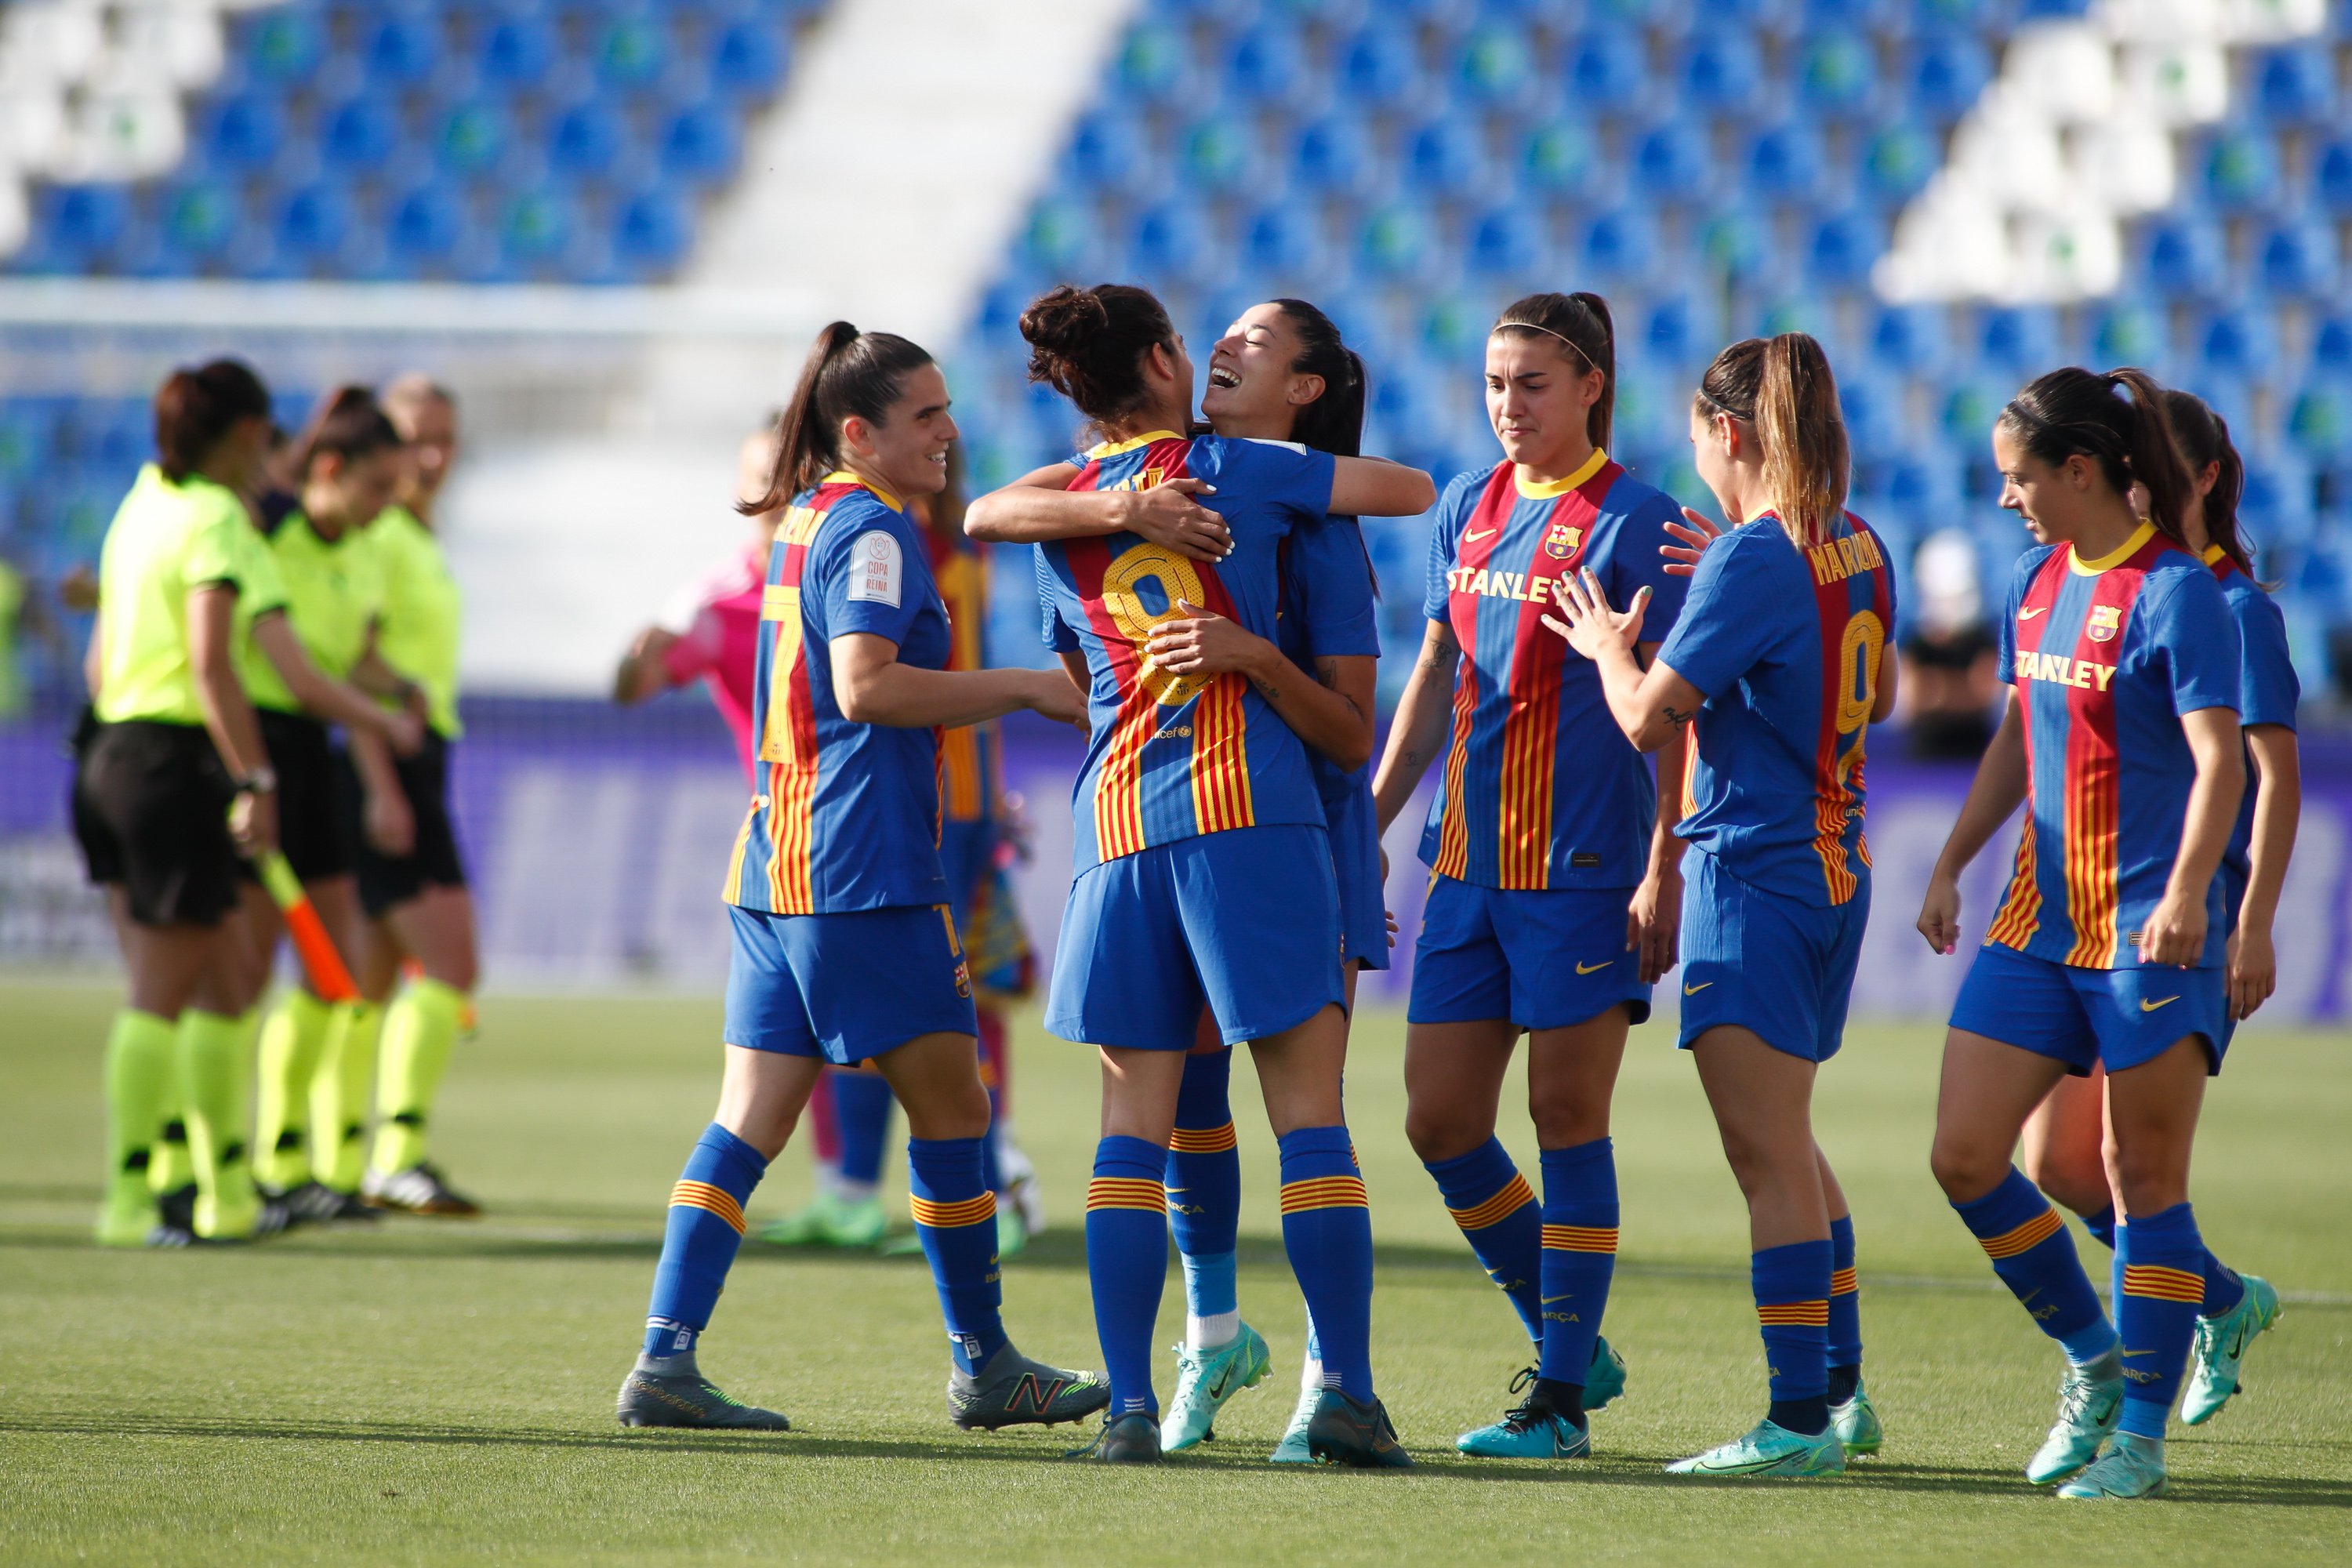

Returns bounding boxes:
[2056,1431,2166,1500]
[1269,1383,1319,1463]
[1163,1323,1272,1450]
[1584,1334,1628,1413]
[1457,1400,1590,1459]
[2025,1367,2124,1484]
[1830,1385,1883,1457]
[1665,1419,1845,1478]
[2183,1274,2281,1425]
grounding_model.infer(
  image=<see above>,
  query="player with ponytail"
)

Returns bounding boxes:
[1548,332,1897,1477]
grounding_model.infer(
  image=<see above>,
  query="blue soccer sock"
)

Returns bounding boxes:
[831,1069,894,1194]
[1955,1167,2116,1366]
[1535,1138,1617,1411]
[1279,1125,1374,1402]
[1754,1240,1832,1436]
[1167,1046,1243,1349]
[2117,1203,2209,1439]
[1424,1138,1543,1348]
[642,1123,768,1360]
[906,1135,1008,1374]
[2082,1203,2119,1250]
[1086,1135,1169,1417]
[1827,1213,1864,1402]
[2201,1247,2246,1319]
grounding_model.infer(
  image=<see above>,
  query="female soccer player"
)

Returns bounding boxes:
[964,281,1434,1465]
[76,360,284,1246]
[1547,333,1896,1478]
[2016,389,2294,1432]
[1370,292,1686,1461]
[343,374,485,1218]
[617,321,1105,1434]
[1918,370,2248,1501]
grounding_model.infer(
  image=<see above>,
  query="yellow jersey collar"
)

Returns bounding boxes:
[1087,430,1186,459]
[821,470,903,513]
[1515,448,1610,500]
[2201,543,2227,566]
[2070,519,2155,575]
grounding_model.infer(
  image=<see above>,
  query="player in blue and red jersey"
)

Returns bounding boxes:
[1548,333,1897,1479]
[617,322,1106,1436]
[1917,368,2246,1501]
[1371,292,1686,1462]
[965,282,1434,1465]
[2019,390,2296,1435]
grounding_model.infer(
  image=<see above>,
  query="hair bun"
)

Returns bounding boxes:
[1019,285,1109,356]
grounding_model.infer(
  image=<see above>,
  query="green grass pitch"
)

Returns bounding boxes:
[2,979,2348,1566]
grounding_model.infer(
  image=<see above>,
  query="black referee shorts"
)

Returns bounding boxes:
[71,719,241,927]
[252,707,352,882]
[338,731,468,919]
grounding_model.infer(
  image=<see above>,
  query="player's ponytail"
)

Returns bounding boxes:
[750,321,936,515]
[1999,366,2193,550]
[1272,298,1366,459]
[1020,282,1177,427]
[296,385,401,475]
[1755,333,1849,547]
[2158,387,2258,581]
[1492,291,1614,449]
[153,358,270,483]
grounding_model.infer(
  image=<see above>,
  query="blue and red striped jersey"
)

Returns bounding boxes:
[927,523,1000,829]
[1034,431,1346,870]
[723,474,952,915]
[1658,510,1896,908]
[1415,452,1688,890]
[1985,523,2242,967]
[2208,547,2299,888]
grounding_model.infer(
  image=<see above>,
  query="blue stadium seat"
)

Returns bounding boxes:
[2313,136,2352,218]
[2310,314,2352,383]
[2256,221,2339,302]
[2201,128,2282,213]
[158,180,241,267]
[1673,30,1765,118]
[1577,209,1657,284]
[2140,216,2227,301]
[1289,115,1378,197]
[1112,22,1193,104]
[1853,120,1937,208]
[1865,303,1948,376]
[1462,205,1541,280]
[201,92,288,172]
[1901,29,1991,123]
[499,189,575,274]
[477,15,559,89]
[1239,202,1329,278]
[710,18,789,100]
[1744,122,1833,207]
[318,95,402,174]
[272,183,354,270]
[1417,289,1490,366]
[1806,210,1881,289]
[33,186,133,272]
[547,99,626,179]
[1515,118,1599,197]
[1175,114,1259,194]
[1129,202,1213,280]
[1630,120,1714,206]
[2252,45,2335,125]
[660,104,741,185]
[1334,23,1421,107]
[1356,201,1438,282]
[241,5,326,83]
[2197,308,2280,379]
[1061,113,1148,187]
[2085,302,2165,365]
[387,184,466,272]
[1836,368,1905,463]
[613,187,693,279]
[1794,27,1878,118]
[1450,23,1537,108]
[1972,305,2060,382]
[1695,209,1767,285]
[360,9,442,88]
[432,100,511,179]
[1562,29,1645,111]
[596,11,671,93]
[1638,293,1704,369]
[1402,117,1490,194]
[2288,385,2350,461]
[1223,23,1306,103]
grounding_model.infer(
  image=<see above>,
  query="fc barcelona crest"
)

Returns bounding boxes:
[1544,522,1583,560]
[2088,603,2122,643]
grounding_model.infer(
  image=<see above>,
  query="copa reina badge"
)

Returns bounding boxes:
[1544,522,1582,560]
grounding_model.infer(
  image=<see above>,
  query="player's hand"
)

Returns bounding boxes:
[365,786,416,858]
[1145,600,1262,676]
[230,789,278,856]
[1661,507,1725,578]
[1385,906,1399,949]
[1024,670,1088,731]
[1917,872,1963,955]
[58,563,100,614]
[2225,924,2277,1022]
[379,706,426,757]
[1628,862,1682,984]
[1120,480,1230,561]
[1541,568,1648,662]
[2139,888,2207,968]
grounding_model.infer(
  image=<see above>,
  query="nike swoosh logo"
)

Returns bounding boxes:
[2120,1347,2155,1357]
[1683,981,1712,995]
[1465,528,1497,542]
[1206,1367,1235,1399]
[1576,959,1611,975]
[2020,608,2046,619]
[2140,996,2180,1012]
[1541,1294,1574,1305]
[2019,1287,2042,1306]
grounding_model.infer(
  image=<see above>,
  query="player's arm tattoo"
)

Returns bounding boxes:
[1661,704,1695,728]
[1417,626,1458,674]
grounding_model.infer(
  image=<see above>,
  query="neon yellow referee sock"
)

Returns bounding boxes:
[178,1008,258,1240]
[372,978,464,1174]
[253,989,334,1189]
[310,1000,382,1192]
[97,1009,175,1244]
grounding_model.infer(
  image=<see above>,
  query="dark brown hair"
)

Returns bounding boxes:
[296,385,402,475]
[1020,283,1177,426]
[2158,387,2256,579]
[1271,298,1366,459]
[1696,333,1850,545]
[1998,367,2192,550]
[1494,291,1614,449]
[154,358,270,483]
[747,321,935,514]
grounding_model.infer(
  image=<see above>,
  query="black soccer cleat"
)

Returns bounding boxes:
[949,1344,1112,1431]
[616,1361,790,1432]
[1306,1389,1415,1469]
[1065,1410,1163,1464]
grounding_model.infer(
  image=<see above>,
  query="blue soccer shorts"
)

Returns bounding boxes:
[1408,873,1652,1032]
[1949,941,2227,1076]
[723,902,977,1065]
[938,816,1000,935]
[1324,778,1391,973]
[1047,824,1344,1051]
[1676,848,1866,1063]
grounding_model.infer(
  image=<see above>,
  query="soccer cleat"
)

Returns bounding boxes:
[2183,1274,2281,1425]
[1305,1389,1415,1469]
[267,1181,380,1225]
[1457,1402,1590,1459]
[2056,1431,2166,1500]
[995,1204,1029,1258]
[1067,1411,1163,1463]
[363,1162,481,1217]
[616,1362,790,1431]
[949,1344,1111,1431]
[1830,1385,1884,1457]
[1584,1334,1628,1413]
[2025,1369,2123,1485]
[1666,1419,1845,1478]
[999,1142,1048,1236]
[757,1190,884,1249]
[95,1175,159,1248]
[1163,1323,1272,1450]
[1269,1384,1319,1463]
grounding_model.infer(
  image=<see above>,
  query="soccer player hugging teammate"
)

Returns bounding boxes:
[1918,370,2254,1501]
[963,282,1435,1465]
[1548,333,1896,1478]
[1369,292,1686,1462]
[619,323,1104,1435]
[2014,389,2294,1436]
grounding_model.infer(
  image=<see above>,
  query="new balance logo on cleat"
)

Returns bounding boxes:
[949,1346,1111,1431]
